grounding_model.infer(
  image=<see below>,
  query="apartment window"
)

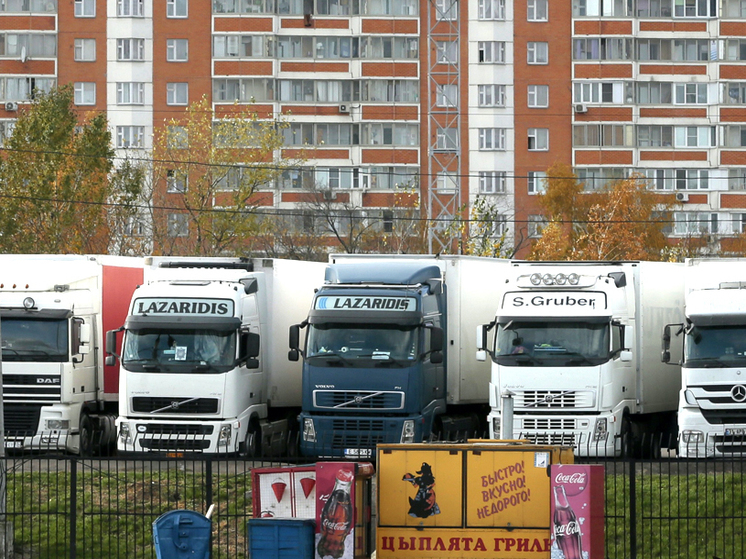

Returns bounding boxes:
[673,39,712,61]
[574,124,633,147]
[436,41,458,64]
[116,82,144,105]
[674,212,718,235]
[436,84,458,107]
[361,80,418,103]
[528,0,548,20]
[574,82,617,103]
[637,125,674,147]
[435,0,457,21]
[478,41,505,63]
[528,128,549,150]
[527,42,548,64]
[479,0,505,20]
[125,217,145,237]
[490,215,508,237]
[674,126,715,148]
[73,82,95,105]
[729,168,746,190]
[528,171,547,194]
[577,167,626,191]
[118,0,144,16]
[725,82,746,104]
[479,128,506,150]
[167,83,188,105]
[215,35,274,58]
[674,83,708,104]
[726,39,746,61]
[528,85,549,108]
[478,84,506,107]
[167,0,187,17]
[436,128,459,151]
[637,39,673,61]
[674,0,716,17]
[436,172,458,192]
[479,171,506,194]
[116,126,144,148]
[528,215,546,238]
[167,213,189,237]
[674,169,709,190]
[167,126,188,149]
[74,39,95,61]
[637,82,673,104]
[167,39,188,61]
[117,38,145,61]
[724,0,746,17]
[166,170,187,193]
[74,0,94,16]
[573,38,632,60]
[364,166,418,190]
[362,123,418,146]
[575,0,633,15]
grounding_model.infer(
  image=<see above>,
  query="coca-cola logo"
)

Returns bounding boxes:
[322,519,349,533]
[554,472,586,496]
[554,520,581,536]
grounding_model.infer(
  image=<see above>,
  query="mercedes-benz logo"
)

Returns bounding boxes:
[731,385,746,403]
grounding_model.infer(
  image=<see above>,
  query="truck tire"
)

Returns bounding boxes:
[240,420,261,459]
[79,414,94,457]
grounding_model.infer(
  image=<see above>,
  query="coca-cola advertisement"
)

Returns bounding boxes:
[550,465,604,559]
[316,462,357,559]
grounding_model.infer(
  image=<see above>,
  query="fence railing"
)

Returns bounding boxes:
[2,432,745,559]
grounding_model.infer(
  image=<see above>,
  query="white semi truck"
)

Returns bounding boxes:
[0,254,143,454]
[478,261,685,457]
[108,257,324,455]
[662,258,746,458]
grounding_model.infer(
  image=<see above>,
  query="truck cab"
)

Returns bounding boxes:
[290,261,445,459]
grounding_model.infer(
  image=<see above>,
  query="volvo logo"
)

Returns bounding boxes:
[171,401,181,409]
[354,396,363,404]
[543,394,556,403]
[731,385,746,403]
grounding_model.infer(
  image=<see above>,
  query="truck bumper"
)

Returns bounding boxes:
[488,409,623,458]
[4,403,83,454]
[677,408,744,458]
[116,417,242,455]
[298,413,425,459]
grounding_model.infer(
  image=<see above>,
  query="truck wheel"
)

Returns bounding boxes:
[240,420,261,459]
[79,414,94,457]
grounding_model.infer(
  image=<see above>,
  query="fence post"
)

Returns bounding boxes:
[628,453,636,559]
[69,458,77,559]
[206,458,213,509]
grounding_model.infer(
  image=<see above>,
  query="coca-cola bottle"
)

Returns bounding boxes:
[553,484,583,559]
[317,469,354,559]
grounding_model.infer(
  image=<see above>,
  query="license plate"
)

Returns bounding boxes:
[344,448,372,458]
[4,441,22,449]
[725,428,746,436]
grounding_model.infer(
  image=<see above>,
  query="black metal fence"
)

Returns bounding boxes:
[1,434,745,559]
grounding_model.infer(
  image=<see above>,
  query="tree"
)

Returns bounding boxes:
[0,86,120,253]
[148,96,295,256]
[530,165,674,261]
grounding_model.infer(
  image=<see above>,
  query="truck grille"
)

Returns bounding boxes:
[522,418,577,430]
[314,390,404,410]
[4,404,42,436]
[329,419,386,450]
[3,374,61,405]
[132,397,219,414]
[138,439,211,451]
[522,432,577,446]
[517,390,594,409]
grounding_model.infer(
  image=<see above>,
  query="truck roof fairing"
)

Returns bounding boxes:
[325,262,442,287]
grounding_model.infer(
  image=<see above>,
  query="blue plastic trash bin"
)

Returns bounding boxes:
[153,509,212,559]
[247,518,315,559]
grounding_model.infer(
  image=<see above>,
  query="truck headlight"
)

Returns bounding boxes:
[46,419,70,430]
[218,424,232,446]
[681,430,704,444]
[119,423,131,444]
[593,418,608,441]
[401,420,415,443]
[303,418,316,442]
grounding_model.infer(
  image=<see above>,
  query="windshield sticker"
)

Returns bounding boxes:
[315,296,417,311]
[174,346,187,361]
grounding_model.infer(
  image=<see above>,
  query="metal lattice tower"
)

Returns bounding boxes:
[426,0,462,254]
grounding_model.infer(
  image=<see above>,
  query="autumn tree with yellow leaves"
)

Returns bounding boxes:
[529,163,674,261]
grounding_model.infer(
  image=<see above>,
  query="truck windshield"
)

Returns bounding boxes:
[495,320,609,366]
[122,328,236,372]
[1,317,69,362]
[307,324,418,365]
[685,325,746,366]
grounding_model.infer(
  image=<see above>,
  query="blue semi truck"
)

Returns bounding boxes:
[288,255,507,459]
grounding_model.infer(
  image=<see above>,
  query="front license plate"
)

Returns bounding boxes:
[344,448,372,458]
[725,428,746,436]
[4,441,21,449]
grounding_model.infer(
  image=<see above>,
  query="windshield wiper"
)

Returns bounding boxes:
[504,353,542,365]
[686,357,732,368]
[560,351,596,365]
[308,352,354,366]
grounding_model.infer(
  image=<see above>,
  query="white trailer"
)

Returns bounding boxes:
[110,257,324,455]
[0,254,143,454]
[478,261,684,457]
[664,258,746,457]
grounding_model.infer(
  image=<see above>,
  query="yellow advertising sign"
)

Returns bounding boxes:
[376,528,551,559]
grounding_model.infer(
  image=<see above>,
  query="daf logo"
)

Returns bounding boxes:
[36,378,60,384]
[731,385,746,403]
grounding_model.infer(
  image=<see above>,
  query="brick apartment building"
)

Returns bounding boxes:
[2,0,746,255]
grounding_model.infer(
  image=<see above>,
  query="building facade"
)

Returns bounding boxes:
[3,0,746,255]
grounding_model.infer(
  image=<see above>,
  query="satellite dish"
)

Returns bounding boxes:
[20,46,26,63]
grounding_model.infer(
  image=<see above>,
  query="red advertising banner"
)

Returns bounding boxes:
[316,462,357,559]
[550,464,605,559]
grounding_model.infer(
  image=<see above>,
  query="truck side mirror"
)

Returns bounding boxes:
[430,326,443,353]
[289,324,300,352]
[105,329,120,358]
[661,323,682,364]
[288,348,299,362]
[430,351,443,364]
[245,332,260,358]
[476,324,487,361]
